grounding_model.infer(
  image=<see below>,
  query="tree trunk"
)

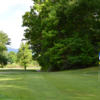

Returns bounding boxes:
[24,65,26,70]
[1,63,4,68]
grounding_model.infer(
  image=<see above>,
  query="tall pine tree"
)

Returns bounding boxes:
[17,42,32,70]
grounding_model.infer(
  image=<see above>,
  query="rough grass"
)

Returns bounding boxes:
[58,66,99,74]
[0,66,99,100]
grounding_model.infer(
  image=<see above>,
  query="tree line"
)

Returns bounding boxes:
[1,0,100,71]
[22,0,100,71]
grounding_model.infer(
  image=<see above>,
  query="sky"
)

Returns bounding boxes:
[0,0,34,49]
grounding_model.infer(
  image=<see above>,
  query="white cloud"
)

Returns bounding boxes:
[0,0,34,49]
[14,10,25,25]
[0,19,24,49]
[0,0,33,14]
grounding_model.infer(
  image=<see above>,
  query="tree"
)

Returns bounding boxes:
[17,42,32,70]
[0,31,10,51]
[22,0,100,71]
[7,51,17,64]
[0,31,10,67]
[0,51,8,68]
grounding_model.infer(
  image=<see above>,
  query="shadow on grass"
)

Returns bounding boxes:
[0,69,36,73]
[0,76,34,99]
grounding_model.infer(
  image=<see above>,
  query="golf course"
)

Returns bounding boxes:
[0,0,100,100]
[0,66,99,100]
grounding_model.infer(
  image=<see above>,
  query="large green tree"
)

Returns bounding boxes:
[0,51,8,68]
[17,42,32,70]
[0,31,10,51]
[22,0,100,71]
[0,31,10,67]
[7,51,17,64]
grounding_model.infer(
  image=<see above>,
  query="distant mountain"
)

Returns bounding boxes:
[7,47,18,53]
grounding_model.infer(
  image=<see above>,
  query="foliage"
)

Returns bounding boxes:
[0,51,8,68]
[5,63,20,68]
[28,60,40,67]
[17,42,32,70]
[0,31,10,51]
[7,51,17,64]
[22,0,100,71]
[0,31,10,67]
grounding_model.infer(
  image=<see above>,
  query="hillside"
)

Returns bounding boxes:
[57,66,99,74]
[7,47,18,53]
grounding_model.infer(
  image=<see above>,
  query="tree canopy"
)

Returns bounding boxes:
[22,0,100,71]
[7,51,17,64]
[0,31,10,67]
[17,42,32,70]
[0,31,10,52]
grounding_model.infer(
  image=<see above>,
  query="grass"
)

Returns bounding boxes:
[59,66,99,74]
[0,66,99,100]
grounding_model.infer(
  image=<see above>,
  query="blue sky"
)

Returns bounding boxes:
[0,0,34,49]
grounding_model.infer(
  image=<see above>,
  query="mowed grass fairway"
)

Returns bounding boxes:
[0,67,99,100]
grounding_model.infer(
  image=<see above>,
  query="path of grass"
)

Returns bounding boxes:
[0,67,99,100]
